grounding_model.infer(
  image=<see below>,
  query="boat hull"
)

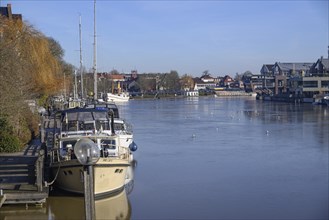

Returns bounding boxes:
[51,158,130,199]
[106,93,130,102]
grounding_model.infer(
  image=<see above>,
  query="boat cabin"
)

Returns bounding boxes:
[84,102,120,118]
[52,108,124,162]
[55,108,112,136]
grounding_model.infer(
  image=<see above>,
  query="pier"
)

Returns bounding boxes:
[0,138,49,208]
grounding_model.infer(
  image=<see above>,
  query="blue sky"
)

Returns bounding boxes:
[3,0,329,77]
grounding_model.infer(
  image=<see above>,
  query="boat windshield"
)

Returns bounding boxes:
[84,103,120,118]
[61,111,110,132]
[114,123,125,131]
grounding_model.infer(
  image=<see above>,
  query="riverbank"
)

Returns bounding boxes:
[256,93,329,106]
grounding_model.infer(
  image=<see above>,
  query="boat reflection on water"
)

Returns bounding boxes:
[0,189,131,220]
[0,160,137,220]
[0,205,47,220]
[47,159,137,219]
[47,189,131,220]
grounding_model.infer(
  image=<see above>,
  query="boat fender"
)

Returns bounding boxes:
[129,141,138,152]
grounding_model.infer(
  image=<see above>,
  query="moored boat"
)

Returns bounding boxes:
[323,95,329,106]
[313,94,329,106]
[106,92,130,102]
[49,107,131,199]
[84,102,138,152]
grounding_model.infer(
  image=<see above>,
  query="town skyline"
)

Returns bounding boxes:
[3,0,328,77]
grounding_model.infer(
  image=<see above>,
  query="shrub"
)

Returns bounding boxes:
[0,132,21,153]
[0,117,22,153]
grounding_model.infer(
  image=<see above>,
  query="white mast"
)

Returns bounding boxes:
[79,14,84,98]
[74,70,78,99]
[93,0,97,100]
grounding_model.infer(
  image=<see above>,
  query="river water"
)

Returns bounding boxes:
[1,97,328,219]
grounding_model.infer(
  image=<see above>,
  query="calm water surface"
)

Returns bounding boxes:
[1,97,328,219]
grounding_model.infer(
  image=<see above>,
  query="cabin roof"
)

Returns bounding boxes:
[58,107,108,114]
[275,62,313,71]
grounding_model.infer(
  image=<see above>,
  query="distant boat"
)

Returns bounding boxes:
[323,95,329,106]
[184,90,199,97]
[313,94,329,106]
[106,92,130,102]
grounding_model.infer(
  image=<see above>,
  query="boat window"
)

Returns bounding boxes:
[100,139,117,157]
[60,140,78,157]
[100,139,116,149]
[125,122,133,133]
[93,112,107,120]
[66,112,79,121]
[96,121,109,130]
[114,123,125,131]
[78,112,94,121]
[68,121,78,131]
[62,140,77,149]
[82,122,95,130]
[108,109,119,118]
[113,109,119,118]
[62,121,78,131]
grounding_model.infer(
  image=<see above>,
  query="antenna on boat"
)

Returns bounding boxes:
[109,110,115,136]
[79,14,84,99]
[93,0,97,101]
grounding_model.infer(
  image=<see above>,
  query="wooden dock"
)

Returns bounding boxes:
[0,142,49,208]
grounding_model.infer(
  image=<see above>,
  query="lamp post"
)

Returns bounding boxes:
[74,138,100,220]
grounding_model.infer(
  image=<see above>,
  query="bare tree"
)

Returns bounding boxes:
[0,17,71,152]
[180,74,194,90]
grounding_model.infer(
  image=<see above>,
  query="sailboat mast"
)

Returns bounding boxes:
[93,0,97,100]
[74,70,78,99]
[79,15,84,98]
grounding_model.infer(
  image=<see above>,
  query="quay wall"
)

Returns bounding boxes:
[215,91,255,96]
[258,94,314,103]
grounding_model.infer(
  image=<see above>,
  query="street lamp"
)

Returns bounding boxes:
[74,138,100,220]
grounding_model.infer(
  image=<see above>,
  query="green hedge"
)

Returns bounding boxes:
[0,131,21,153]
[0,117,22,153]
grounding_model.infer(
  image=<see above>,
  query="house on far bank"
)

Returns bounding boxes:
[289,57,329,100]
[272,62,314,95]
[310,57,329,76]
[243,74,263,93]
[0,4,23,39]
[0,4,22,20]
[256,55,329,102]
[193,75,217,91]
[260,64,274,76]
[221,75,234,88]
[257,62,313,95]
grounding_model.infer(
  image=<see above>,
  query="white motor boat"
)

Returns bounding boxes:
[106,92,130,103]
[84,102,138,152]
[49,107,132,199]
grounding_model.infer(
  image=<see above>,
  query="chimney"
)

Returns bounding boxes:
[7,4,12,19]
